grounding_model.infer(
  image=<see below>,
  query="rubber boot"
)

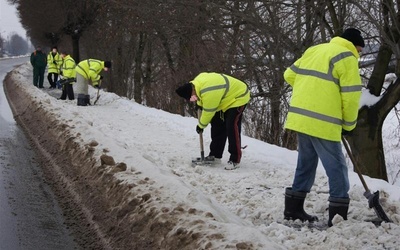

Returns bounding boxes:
[85,95,91,106]
[77,94,87,106]
[284,187,319,222]
[328,197,349,227]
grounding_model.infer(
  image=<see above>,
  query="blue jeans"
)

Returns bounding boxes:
[292,132,349,198]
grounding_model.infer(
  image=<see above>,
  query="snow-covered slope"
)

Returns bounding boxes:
[4,62,400,249]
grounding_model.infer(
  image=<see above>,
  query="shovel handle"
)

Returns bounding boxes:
[342,136,370,192]
[198,109,205,161]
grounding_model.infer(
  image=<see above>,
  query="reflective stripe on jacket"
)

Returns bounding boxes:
[192,72,250,129]
[47,52,62,73]
[62,55,76,81]
[75,59,104,85]
[284,36,362,142]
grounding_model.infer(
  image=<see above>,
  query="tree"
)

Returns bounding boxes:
[339,0,400,181]
[5,33,29,56]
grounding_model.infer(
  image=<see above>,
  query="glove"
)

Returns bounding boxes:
[66,78,76,84]
[195,104,202,110]
[59,79,68,85]
[53,60,57,64]
[342,129,353,136]
[100,75,104,80]
[94,84,101,89]
[196,125,203,134]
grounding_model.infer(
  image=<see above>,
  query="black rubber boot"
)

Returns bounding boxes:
[328,197,349,227]
[284,187,319,222]
[85,95,91,106]
[77,94,87,106]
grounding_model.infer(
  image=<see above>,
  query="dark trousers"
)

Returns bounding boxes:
[209,105,246,163]
[33,66,46,88]
[47,73,59,88]
[60,83,75,100]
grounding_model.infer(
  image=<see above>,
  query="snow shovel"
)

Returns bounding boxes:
[191,109,213,166]
[93,80,101,105]
[342,136,392,223]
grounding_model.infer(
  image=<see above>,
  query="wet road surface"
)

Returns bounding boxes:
[0,57,79,250]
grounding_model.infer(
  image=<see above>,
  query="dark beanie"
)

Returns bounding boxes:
[341,28,365,48]
[104,61,112,68]
[175,83,193,100]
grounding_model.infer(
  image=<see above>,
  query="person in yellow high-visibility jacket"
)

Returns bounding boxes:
[75,59,111,106]
[58,51,76,100]
[176,72,250,170]
[283,28,364,227]
[47,46,62,88]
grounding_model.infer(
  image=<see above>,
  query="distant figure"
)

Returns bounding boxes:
[75,59,112,106]
[59,51,76,100]
[47,46,62,88]
[30,46,47,88]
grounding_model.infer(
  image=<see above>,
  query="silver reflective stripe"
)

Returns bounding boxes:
[291,51,356,87]
[341,85,362,92]
[237,86,249,98]
[343,119,357,126]
[200,84,226,94]
[290,65,338,84]
[199,121,207,127]
[64,59,75,70]
[289,106,342,125]
[77,64,89,79]
[203,107,218,112]
[219,74,230,99]
[199,74,229,113]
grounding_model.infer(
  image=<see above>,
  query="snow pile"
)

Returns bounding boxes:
[4,62,400,249]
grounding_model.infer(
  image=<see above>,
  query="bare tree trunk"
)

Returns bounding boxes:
[71,35,80,61]
[133,32,146,103]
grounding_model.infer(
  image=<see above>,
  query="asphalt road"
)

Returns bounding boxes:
[0,57,79,250]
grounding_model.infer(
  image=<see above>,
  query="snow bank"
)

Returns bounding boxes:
[4,62,400,250]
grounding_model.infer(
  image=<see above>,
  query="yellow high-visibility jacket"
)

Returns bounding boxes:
[75,59,104,86]
[61,55,76,81]
[284,36,362,142]
[47,52,62,74]
[191,72,250,129]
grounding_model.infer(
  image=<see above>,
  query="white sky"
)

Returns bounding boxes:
[0,0,26,38]
[5,61,400,249]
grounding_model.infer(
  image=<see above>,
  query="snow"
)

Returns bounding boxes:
[6,62,400,249]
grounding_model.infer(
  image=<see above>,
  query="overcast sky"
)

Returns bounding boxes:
[0,0,26,38]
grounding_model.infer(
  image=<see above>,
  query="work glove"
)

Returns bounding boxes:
[99,75,104,80]
[196,125,203,134]
[66,78,76,84]
[53,60,57,64]
[94,84,101,89]
[342,129,353,136]
[195,104,202,110]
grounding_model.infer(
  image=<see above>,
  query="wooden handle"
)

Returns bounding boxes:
[342,136,370,192]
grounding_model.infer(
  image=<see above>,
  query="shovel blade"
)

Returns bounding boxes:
[364,190,392,223]
[191,157,213,167]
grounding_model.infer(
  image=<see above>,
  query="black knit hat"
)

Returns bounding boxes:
[104,61,112,68]
[175,83,193,100]
[341,28,365,48]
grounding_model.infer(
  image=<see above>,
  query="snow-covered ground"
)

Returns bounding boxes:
[5,62,400,249]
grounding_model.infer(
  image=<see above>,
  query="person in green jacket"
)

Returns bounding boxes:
[176,72,250,170]
[75,59,112,106]
[58,51,76,100]
[47,46,62,88]
[30,46,47,88]
[283,28,364,227]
